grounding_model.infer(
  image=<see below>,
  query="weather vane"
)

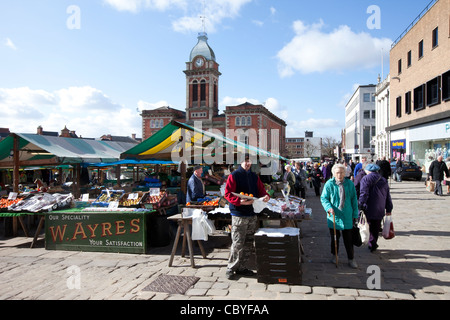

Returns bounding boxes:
[199,0,207,33]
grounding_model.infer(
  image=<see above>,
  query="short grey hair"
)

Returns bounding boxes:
[331,163,346,175]
[285,164,292,171]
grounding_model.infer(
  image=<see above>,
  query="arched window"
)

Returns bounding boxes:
[236,117,240,126]
[159,119,164,128]
[192,81,198,102]
[150,120,154,128]
[200,80,206,101]
[247,116,251,126]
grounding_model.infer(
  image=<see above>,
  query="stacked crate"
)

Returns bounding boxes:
[254,228,302,285]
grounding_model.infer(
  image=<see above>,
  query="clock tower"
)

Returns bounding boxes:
[184,32,221,124]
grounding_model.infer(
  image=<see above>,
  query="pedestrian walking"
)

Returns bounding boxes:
[446,157,450,194]
[354,156,367,177]
[293,162,307,198]
[358,163,393,253]
[309,163,324,196]
[320,164,359,268]
[394,158,403,182]
[428,155,450,196]
[376,156,392,180]
[224,154,270,280]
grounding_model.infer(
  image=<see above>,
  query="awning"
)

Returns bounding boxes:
[0,133,138,168]
[82,159,178,168]
[121,121,287,164]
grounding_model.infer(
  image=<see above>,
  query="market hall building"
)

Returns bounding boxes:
[387,0,450,170]
[141,32,287,157]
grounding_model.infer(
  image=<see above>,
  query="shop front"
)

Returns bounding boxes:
[409,118,450,171]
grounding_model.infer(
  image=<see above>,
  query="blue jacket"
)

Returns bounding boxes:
[358,172,393,220]
[321,178,359,230]
[186,174,204,204]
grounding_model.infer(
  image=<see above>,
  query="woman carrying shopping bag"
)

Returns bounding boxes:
[321,164,360,268]
[358,164,394,253]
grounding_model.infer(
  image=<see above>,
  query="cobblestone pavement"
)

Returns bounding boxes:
[0,178,449,301]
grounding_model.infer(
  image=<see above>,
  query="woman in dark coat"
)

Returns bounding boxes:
[358,164,393,252]
[309,163,324,196]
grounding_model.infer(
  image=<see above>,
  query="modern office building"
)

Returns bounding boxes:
[344,85,377,161]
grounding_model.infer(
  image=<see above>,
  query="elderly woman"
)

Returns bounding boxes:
[321,163,359,268]
[359,163,393,252]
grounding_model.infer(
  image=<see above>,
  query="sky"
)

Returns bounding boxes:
[0,0,435,141]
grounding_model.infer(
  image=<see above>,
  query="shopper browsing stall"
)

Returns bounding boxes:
[224,154,270,280]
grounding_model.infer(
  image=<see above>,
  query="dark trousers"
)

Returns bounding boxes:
[434,180,443,196]
[295,186,306,198]
[329,228,354,259]
[368,219,382,251]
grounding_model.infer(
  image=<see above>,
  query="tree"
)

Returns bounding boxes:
[322,136,340,158]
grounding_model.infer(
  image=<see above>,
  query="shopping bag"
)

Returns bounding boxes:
[358,211,370,246]
[426,180,436,192]
[382,215,395,240]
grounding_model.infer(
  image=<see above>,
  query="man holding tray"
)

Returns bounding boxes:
[224,154,270,280]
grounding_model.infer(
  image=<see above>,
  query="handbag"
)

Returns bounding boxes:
[382,215,395,240]
[358,211,370,246]
[352,225,362,247]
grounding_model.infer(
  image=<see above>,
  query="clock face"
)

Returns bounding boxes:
[195,58,204,67]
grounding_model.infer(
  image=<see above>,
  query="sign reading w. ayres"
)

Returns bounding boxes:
[45,212,147,254]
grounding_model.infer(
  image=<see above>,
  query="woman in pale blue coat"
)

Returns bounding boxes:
[320,164,359,268]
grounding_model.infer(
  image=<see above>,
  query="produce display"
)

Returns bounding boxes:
[0,197,24,210]
[141,191,167,209]
[92,190,125,207]
[7,193,73,213]
[186,197,220,207]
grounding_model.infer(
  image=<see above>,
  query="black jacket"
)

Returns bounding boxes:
[428,160,449,181]
[376,160,392,180]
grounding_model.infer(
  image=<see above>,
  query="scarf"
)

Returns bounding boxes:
[336,179,346,211]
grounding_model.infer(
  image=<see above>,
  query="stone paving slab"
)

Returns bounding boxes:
[0,179,449,301]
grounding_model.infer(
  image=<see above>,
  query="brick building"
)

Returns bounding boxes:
[141,32,286,156]
[387,0,450,168]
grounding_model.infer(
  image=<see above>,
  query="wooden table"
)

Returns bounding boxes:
[168,213,306,268]
[168,214,207,268]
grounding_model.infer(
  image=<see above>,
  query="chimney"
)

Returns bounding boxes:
[132,133,136,140]
[37,126,43,135]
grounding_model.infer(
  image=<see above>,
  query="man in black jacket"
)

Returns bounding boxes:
[376,156,392,180]
[428,156,449,196]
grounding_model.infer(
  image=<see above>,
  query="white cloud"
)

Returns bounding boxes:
[277,20,392,77]
[103,0,187,13]
[5,38,17,50]
[0,86,142,138]
[137,100,172,111]
[104,0,252,33]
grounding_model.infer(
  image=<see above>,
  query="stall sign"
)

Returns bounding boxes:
[45,212,147,254]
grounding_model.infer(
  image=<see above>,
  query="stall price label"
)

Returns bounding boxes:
[81,194,89,201]
[8,192,17,200]
[108,201,119,209]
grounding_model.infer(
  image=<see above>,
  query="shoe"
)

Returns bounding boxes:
[235,269,255,276]
[348,259,358,269]
[329,255,337,264]
[226,269,236,280]
[369,244,378,253]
